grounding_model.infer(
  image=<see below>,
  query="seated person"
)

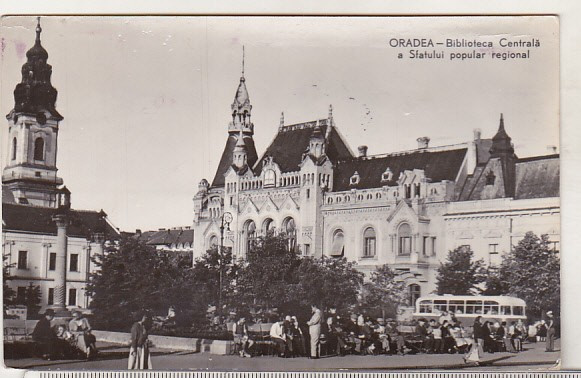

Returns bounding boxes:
[232,317,254,357]
[270,318,288,357]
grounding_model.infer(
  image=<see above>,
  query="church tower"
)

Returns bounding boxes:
[2,18,65,207]
[211,47,258,187]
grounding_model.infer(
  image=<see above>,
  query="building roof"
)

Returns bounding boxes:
[212,134,258,187]
[515,154,560,199]
[333,147,468,192]
[2,203,120,240]
[135,228,194,247]
[253,119,353,176]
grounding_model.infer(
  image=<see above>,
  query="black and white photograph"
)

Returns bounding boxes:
[1,15,561,372]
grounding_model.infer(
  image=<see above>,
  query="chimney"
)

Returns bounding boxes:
[547,145,558,154]
[473,128,482,141]
[358,145,368,158]
[136,229,142,235]
[416,137,430,149]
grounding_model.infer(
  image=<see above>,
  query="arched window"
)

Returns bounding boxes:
[208,235,219,250]
[34,137,44,161]
[363,227,376,257]
[398,223,412,255]
[283,217,297,252]
[11,138,17,160]
[262,218,275,235]
[244,220,257,253]
[409,284,421,307]
[330,229,345,257]
[264,169,276,187]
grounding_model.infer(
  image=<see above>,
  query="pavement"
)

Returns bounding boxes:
[5,339,560,372]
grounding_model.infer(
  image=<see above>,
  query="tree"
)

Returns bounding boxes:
[235,234,301,318]
[23,283,42,319]
[436,246,485,295]
[481,267,509,296]
[190,245,239,318]
[500,232,560,319]
[358,264,406,319]
[293,257,364,318]
[87,237,197,331]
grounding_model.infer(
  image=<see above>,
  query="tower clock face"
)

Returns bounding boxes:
[223,212,233,224]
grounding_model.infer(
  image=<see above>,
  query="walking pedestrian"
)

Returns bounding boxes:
[128,313,153,369]
[306,304,322,359]
[545,311,556,352]
[464,316,484,365]
[31,309,57,360]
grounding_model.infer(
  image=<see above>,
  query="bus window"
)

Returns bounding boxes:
[484,300,499,315]
[513,306,524,316]
[434,300,447,312]
[466,300,483,315]
[500,306,511,315]
[419,300,433,313]
[448,300,465,314]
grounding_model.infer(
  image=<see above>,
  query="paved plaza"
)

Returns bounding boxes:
[5,339,560,372]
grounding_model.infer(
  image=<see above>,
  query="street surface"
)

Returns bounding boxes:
[5,339,560,372]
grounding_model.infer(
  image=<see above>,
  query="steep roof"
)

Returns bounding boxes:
[2,203,120,240]
[136,228,194,247]
[211,134,258,187]
[515,154,560,199]
[254,119,353,176]
[333,147,468,192]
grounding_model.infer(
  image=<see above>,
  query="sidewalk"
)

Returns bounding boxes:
[5,339,560,371]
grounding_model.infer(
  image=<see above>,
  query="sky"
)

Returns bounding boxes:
[0,16,559,232]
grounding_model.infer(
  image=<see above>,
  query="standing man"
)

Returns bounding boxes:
[31,309,57,360]
[546,311,556,352]
[306,304,322,359]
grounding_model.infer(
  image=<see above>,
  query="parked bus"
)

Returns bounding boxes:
[413,295,527,323]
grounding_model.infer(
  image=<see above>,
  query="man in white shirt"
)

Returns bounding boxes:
[270,318,287,357]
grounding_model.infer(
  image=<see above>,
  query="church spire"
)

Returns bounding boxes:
[490,113,514,157]
[229,46,253,135]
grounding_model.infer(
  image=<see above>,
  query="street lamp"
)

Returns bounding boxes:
[219,211,233,310]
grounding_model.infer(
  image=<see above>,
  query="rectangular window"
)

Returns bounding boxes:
[364,237,376,257]
[49,253,56,271]
[17,250,28,270]
[306,189,310,199]
[488,244,501,265]
[68,288,77,306]
[399,237,411,255]
[303,244,311,256]
[16,287,26,303]
[229,196,234,206]
[431,237,437,256]
[48,288,54,305]
[69,254,79,272]
[422,236,429,256]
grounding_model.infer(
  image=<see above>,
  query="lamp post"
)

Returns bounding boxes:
[218,211,233,310]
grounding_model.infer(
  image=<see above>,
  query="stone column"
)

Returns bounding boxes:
[51,214,70,317]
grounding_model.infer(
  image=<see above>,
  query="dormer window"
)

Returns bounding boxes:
[350,171,360,186]
[381,167,393,182]
[264,169,276,187]
[486,171,496,185]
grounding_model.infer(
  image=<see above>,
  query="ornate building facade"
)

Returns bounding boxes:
[2,19,119,316]
[193,68,560,305]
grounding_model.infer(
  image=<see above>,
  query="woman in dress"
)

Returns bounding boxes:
[69,310,97,359]
[128,313,153,369]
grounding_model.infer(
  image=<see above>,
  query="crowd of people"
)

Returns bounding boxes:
[229,306,558,362]
[30,309,97,361]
